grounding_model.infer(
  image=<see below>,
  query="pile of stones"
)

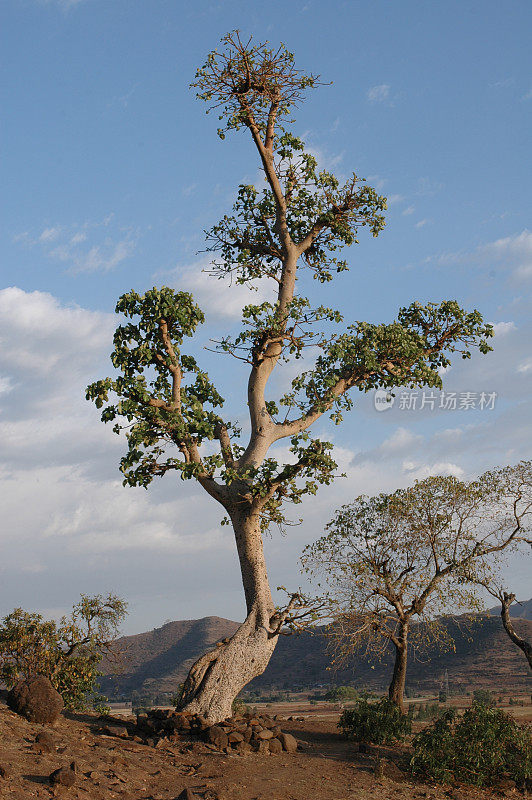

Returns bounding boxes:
[133,709,299,754]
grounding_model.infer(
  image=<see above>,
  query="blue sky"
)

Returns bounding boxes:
[1,0,531,633]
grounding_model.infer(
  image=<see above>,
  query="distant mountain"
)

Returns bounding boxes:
[100,616,239,697]
[100,612,532,699]
[488,597,532,620]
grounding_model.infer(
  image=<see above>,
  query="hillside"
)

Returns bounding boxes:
[489,597,532,620]
[100,612,532,699]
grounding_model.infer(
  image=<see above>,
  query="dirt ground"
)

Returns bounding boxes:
[0,698,526,800]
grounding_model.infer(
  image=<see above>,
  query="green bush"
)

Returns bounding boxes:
[324,685,358,702]
[472,688,493,706]
[411,702,532,787]
[0,594,126,712]
[231,697,251,715]
[339,697,412,745]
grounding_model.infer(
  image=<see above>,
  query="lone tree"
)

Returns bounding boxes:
[87,32,493,722]
[303,463,531,712]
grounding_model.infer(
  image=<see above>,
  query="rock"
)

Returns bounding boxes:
[279,732,298,753]
[34,730,56,753]
[102,724,129,738]
[255,739,270,753]
[206,726,228,750]
[227,731,244,744]
[177,789,196,800]
[257,729,274,740]
[7,676,63,724]
[49,765,76,787]
[0,764,11,779]
[373,757,384,779]
[380,759,405,782]
[234,740,252,754]
[495,777,517,792]
[268,737,283,754]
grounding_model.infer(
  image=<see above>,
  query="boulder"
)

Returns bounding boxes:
[177,789,196,800]
[34,731,56,753]
[268,737,283,754]
[279,732,298,753]
[102,724,129,739]
[206,726,228,750]
[7,676,63,724]
[49,765,76,787]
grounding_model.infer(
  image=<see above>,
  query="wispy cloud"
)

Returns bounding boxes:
[14,216,138,275]
[367,84,391,103]
[477,230,532,280]
[40,0,86,9]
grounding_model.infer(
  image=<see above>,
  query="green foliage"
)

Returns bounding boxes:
[324,685,359,702]
[411,702,532,786]
[171,683,185,707]
[0,594,126,711]
[231,696,251,715]
[472,688,494,706]
[413,702,441,721]
[339,697,412,744]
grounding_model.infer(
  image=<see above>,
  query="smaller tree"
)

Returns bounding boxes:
[303,462,531,712]
[0,594,127,711]
[464,462,532,671]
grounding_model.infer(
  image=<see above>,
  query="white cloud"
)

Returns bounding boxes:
[402,460,465,480]
[173,260,275,320]
[14,216,137,275]
[477,229,532,280]
[402,205,415,216]
[387,194,405,205]
[517,359,532,374]
[39,227,61,242]
[0,376,14,396]
[40,0,86,8]
[428,230,532,283]
[52,238,135,274]
[367,84,391,103]
[415,219,428,229]
[492,321,516,337]
[380,427,423,454]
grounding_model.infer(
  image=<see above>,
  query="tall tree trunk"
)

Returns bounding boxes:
[500,593,532,670]
[179,509,278,722]
[388,623,408,713]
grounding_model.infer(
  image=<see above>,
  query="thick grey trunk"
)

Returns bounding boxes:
[179,511,278,722]
[388,623,408,713]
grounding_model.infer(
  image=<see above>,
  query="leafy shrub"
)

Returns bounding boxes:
[324,685,358,702]
[339,697,412,745]
[411,702,532,786]
[472,688,493,706]
[231,697,251,715]
[0,594,126,711]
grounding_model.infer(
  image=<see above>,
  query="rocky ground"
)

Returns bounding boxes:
[0,697,526,800]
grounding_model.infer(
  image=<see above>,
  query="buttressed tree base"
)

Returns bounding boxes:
[87,32,493,722]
